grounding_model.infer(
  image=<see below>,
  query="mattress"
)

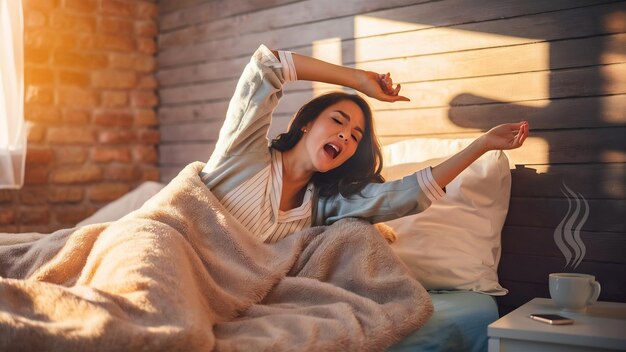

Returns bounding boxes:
[389,291,499,352]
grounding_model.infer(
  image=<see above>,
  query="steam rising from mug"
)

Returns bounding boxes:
[553,182,589,269]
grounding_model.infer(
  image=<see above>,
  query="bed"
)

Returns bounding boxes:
[72,136,511,351]
[0,137,509,350]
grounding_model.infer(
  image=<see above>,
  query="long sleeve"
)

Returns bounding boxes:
[201,45,296,200]
[313,167,445,226]
[204,45,286,172]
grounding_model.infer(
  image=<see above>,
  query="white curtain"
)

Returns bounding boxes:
[0,0,27,189]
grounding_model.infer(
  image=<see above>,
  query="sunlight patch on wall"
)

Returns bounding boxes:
[601,32,626,64]
[601,93,626,124]
[602,150,626,163]
[601,10,625,125]
[603,162,626,198]
[353,15,550,109]
[312,37,343,96]
[603,10,626,33]
[353,15,430,38]
[599,61,626,124]
[505,136,550,166]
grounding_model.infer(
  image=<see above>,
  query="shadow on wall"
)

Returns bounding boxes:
[353,2,626,310]
[444,8,625,307]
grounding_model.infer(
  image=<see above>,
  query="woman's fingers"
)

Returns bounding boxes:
[383,94,410,102]
[395,95,411,102]
[380,85,410,102]
[372,71,409,102]
[486,122,529,150]
[378,73,393,94]
[511,121,529,147]
[393,83,401,96]
[519,121,529,145]
[378,72,400,95]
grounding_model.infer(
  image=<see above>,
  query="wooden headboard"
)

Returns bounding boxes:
[156,0,626,314]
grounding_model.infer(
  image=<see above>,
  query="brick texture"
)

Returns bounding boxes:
[3,0,160,232]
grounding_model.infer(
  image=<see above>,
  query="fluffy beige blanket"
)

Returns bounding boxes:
[0,162,432,351]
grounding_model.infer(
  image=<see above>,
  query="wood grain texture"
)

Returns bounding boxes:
[502,226,626,264]
[160,120,222,142]
[158,62,625,117]
[159,0,302,28]
[156,0,626,313]
[158,1,625,67]
[159,0,429,47]
[157,27,625,92]
[158,100,230,125]
[159,142,214,166]
[506,197,625,232]
[510,163,626,199]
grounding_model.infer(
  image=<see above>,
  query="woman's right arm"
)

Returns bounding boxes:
[272,49,409,103]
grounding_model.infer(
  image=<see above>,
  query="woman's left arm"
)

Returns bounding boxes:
[431,121,529,189]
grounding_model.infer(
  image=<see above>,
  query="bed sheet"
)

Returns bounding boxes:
[389,291,499,352]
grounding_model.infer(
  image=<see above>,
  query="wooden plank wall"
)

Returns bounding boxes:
[157,0,626,315]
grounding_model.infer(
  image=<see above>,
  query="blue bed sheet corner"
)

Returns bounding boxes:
[389,291,499,352]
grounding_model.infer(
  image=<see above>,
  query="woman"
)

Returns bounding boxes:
[200,45,529,243]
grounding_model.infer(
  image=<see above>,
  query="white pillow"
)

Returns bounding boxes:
[383,138,510,296]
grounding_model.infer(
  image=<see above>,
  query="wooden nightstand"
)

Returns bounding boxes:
[488,298,626,351]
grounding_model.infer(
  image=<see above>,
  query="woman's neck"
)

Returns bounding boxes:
[279,149,313,211]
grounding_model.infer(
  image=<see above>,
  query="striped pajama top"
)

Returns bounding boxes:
[220,150,314,243]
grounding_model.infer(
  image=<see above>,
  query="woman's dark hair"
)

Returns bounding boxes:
[270,91,384,197]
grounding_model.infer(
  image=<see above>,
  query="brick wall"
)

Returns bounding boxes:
[0,0,159,233]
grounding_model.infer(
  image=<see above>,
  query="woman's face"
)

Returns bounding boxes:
[300,99,366,173]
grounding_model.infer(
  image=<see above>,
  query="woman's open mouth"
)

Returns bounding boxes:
[323,143,340,159]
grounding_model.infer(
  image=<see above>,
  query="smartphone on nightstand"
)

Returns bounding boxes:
[529,313,575,325]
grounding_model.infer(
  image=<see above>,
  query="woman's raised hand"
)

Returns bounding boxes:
[357,70,410,102]
[431,121,529,189]
[480,121,530,151]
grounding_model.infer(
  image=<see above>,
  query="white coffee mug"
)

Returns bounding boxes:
[549,273,601,312]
